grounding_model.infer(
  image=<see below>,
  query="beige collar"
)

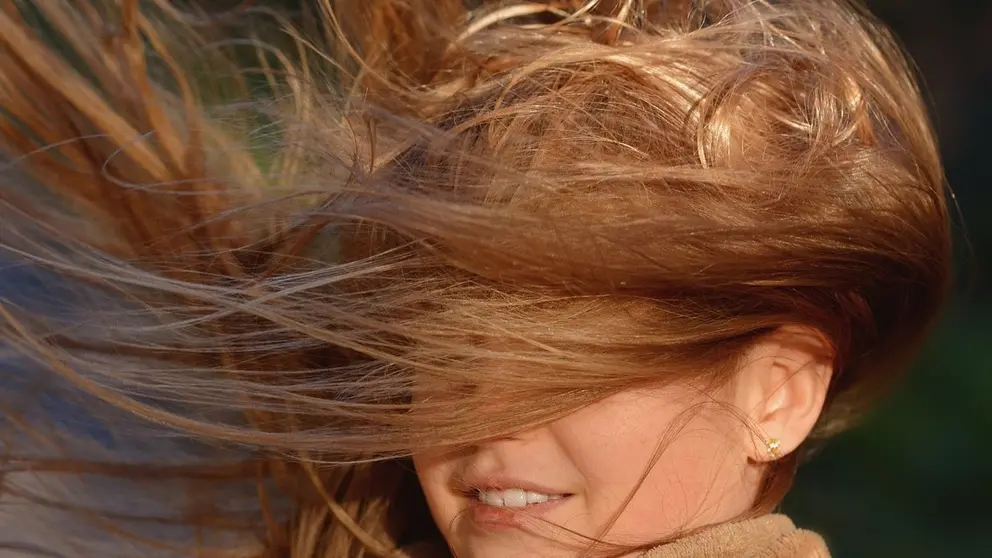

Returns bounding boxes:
[398,514,829,558]
[640,515,829,558]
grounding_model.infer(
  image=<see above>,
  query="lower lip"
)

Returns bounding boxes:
[468,496,571,530]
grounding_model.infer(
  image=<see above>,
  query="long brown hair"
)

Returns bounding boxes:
[0,0,950,556]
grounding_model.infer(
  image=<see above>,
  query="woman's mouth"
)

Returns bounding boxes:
[468,487,573,529]
[476,487,567,507]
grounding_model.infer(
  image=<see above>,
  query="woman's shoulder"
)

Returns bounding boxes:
[392,514,829,558]
[640,514,829,558]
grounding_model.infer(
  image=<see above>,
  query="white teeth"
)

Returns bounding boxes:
[526,491,548,504]
[482,491,504,507]
[502,488,527,507]
[476,488,565,507]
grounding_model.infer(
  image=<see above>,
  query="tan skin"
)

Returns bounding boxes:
[413,327,833,558]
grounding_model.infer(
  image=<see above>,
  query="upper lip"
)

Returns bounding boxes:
[457,474,572,496]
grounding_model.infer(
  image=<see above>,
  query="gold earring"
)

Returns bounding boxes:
[766,438,782,460]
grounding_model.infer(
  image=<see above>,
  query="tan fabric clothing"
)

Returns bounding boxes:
[398,514,829,558]
[640,514,829,558]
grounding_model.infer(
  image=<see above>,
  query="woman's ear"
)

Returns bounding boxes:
[733,326,834,462]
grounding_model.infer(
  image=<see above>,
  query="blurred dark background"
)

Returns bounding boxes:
[782,1,992,556]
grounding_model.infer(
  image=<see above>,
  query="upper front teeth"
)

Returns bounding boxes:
[477,488,564,507]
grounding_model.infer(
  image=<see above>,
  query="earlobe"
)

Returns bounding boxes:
[738,326,834,462]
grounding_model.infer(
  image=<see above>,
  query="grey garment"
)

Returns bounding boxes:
[0,261,277,558]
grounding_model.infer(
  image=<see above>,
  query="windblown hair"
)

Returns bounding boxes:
[0,0,950,557]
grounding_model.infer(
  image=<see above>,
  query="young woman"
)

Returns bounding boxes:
[0,1,950,557]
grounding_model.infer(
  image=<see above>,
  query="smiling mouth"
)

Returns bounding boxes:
[468,488,573,529]
[474,487,570,508]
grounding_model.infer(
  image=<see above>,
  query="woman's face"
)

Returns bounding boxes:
[412,382,764,558]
